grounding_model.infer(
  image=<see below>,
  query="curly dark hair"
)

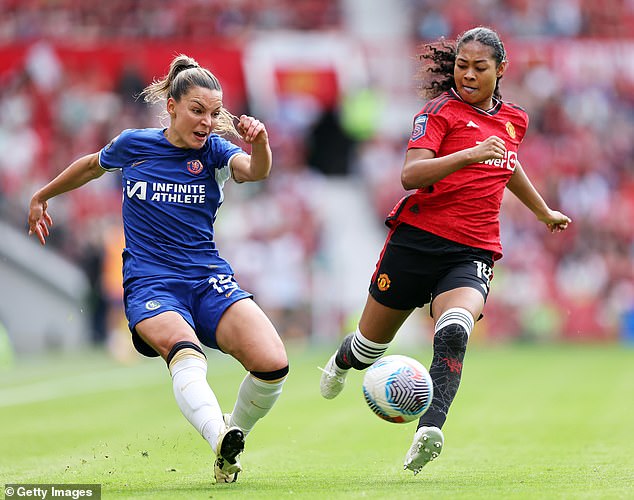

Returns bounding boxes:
[416,26,507,101]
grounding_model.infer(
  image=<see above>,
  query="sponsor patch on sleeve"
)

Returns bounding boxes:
[411,114,428,141]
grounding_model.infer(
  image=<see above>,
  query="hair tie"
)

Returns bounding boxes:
[175,64,197,77]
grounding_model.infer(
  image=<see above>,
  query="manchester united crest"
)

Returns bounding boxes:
[505,121,516,139]
[377,273,391,292]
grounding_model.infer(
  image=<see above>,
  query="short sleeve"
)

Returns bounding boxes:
[204,135,244,172]
[407,112,449,154]
[99,130,133,171]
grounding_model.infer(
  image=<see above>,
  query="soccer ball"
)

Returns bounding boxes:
[362,355,433,423]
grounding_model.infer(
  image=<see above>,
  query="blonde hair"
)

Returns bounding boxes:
[140,54,239,138]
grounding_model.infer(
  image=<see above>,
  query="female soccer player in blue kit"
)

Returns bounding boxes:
[28,54,288,484]
[319,27,571,474]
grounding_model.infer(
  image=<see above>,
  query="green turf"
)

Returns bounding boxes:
[1,343,633,499]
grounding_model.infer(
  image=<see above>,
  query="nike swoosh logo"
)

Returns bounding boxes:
[225,289,236,298]
[131,160,147,167]
[250,400,270,410]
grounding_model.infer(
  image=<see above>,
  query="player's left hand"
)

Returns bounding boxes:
[539,209,572,232]
[237,115,268,144]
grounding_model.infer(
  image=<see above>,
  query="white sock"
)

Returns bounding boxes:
[435,307,475,337]
[351,327,390,365]
[169,350,224,452]
[230,373,286,436]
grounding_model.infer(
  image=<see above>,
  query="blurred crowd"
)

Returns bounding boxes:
[0,0,341,41]
[1,0,632,41]
[408,0,634,39]
[1,0,633,349]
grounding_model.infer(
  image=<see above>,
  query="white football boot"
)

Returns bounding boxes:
[403,426,444,475]
[214,414,245,483]
[318,353,348,399]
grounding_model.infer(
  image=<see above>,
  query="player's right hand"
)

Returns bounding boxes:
[28,198,53,246]
[471,135,506,163]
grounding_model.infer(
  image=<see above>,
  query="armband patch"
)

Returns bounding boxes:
[411,114,428,141]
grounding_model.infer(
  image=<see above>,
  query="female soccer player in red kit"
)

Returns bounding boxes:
[320,26,571,473]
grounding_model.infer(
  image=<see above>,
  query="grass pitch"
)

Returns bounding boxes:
[1,342,633,499]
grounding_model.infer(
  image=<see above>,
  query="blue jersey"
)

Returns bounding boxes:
[98,128,244,284]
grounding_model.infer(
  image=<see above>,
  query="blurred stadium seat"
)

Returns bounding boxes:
[1,0,633,351]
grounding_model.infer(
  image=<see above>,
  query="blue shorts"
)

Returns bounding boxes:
[124,273,253,357]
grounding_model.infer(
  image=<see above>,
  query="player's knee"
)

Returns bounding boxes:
[255,347,288,376]
[166,340,206,371]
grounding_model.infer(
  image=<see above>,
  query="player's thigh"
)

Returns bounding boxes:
[216,298,287,372]
[431,287,485,325]
[359,294,413,343]
[135,311,199,359]
[430,256,492,322]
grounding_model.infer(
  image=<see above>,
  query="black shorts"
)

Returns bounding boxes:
[369,224,495,311]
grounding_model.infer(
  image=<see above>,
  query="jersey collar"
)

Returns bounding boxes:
[450,88,502,116]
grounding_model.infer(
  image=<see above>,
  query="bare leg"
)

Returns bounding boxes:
[320,294,412,399]
[216,299,288,436]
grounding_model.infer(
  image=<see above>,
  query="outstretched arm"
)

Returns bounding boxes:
[230,115,272,183]
[28,152,105,245]
[506,161,571,232]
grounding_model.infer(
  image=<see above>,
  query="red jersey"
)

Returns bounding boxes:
[388,89,528,261]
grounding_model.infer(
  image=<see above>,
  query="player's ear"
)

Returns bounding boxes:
[166,97,176,116]
[496,60,508,78]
